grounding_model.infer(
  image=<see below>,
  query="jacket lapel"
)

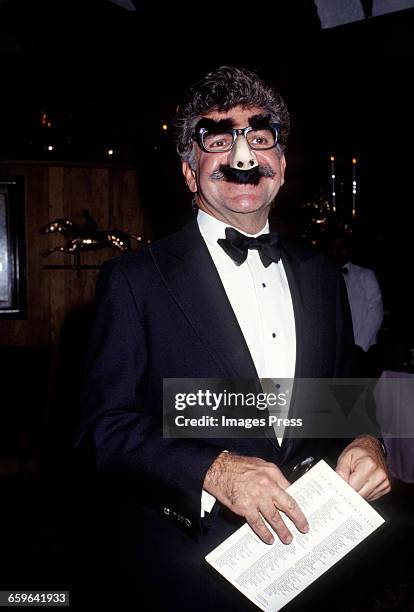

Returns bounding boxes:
[279,242,318,462]
[280,244,306,379]
[150,218,258,380]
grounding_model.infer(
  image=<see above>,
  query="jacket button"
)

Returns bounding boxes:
[163,507,171,517]
[184,518,191,528]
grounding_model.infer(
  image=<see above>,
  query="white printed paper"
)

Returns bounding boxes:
[205,460,385,611]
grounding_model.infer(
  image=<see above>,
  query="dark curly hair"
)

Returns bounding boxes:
[174,66,290,167]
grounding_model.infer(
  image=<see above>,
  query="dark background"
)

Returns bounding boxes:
[0,0,412,230]
[1,0,413,308]
[0,1,414,609]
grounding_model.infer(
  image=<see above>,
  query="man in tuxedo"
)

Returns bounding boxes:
[75,66,390,611]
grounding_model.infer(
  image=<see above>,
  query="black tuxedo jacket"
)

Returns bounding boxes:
[75,217,354,610]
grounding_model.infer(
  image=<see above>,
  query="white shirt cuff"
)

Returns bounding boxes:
[201,489,217,517]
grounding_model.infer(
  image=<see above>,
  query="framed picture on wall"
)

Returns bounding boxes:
[0,177,26,319]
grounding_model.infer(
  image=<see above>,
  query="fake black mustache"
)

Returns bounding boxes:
[210,164,276,185]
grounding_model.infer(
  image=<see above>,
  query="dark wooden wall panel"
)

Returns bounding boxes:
[0,161,145,346]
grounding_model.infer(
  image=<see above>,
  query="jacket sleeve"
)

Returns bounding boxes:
[334,267,355,377]
[74,258,223,533]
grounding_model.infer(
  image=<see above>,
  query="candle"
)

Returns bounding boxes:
[352,157,357,219]
[330,155,336,213]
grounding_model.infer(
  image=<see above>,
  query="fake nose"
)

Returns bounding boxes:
[229,135,258,171]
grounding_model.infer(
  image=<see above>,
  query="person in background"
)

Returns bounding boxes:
[330,233,384,376]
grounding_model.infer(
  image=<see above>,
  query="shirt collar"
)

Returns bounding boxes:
[197,209,269,248]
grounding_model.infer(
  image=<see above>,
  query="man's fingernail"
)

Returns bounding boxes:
[303,525,309,533]
[285,535,292,544]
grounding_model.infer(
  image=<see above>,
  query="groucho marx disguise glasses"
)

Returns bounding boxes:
[193,122,281,153]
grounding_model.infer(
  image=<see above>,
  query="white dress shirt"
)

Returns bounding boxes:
[342,262,384,352]
[197,210,296,515]
[198,210,296,379]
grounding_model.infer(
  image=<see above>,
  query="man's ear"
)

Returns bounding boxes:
[280,155,286,186]
[182,161,197,193]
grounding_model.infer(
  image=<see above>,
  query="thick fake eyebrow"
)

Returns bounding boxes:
[195,113,272,133]
[195,117,235,133]
[249,113,272,129]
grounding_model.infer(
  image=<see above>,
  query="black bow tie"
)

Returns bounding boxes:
[217,227,281,268]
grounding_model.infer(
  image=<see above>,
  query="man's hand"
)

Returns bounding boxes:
[336,435,391,501]
[203,452,309,545]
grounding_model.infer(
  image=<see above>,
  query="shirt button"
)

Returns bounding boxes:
[262,283,266,288]
[272,332,276,338]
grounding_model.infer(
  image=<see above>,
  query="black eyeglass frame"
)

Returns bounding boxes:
[192,122,281,153]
